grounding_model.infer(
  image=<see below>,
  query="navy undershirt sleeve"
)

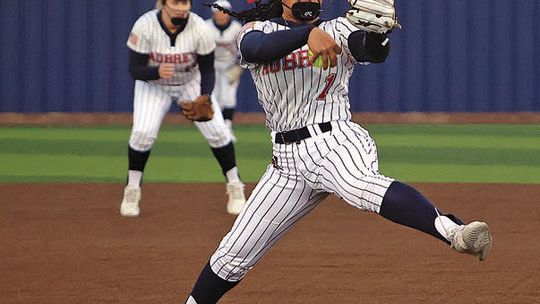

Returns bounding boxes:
[240,26,315,64]
[197,52,216,96]
[128,50,160,81]
[348,31,390,63]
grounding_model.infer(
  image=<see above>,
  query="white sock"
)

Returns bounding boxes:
[127,170,143,188]
[225,167,240,183]
[224,119,233,129]
[185,295,197,304]
[434,215,460,242]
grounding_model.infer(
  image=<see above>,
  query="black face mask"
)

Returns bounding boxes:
[283,1,321,21]
[163,4,189,27]
[171,17,188,27]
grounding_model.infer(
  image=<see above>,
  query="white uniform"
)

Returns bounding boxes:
[208,18,395,281]
[127,10,232,151]
[205,19,243,110]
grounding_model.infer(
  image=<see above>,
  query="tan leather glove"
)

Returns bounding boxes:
[180,95,214,122]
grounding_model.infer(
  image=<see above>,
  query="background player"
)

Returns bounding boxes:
[205,0,244,141]
[183,0,493,303]
[120,0,246,217]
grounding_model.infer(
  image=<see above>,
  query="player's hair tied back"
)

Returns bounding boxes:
[203,0,283,23]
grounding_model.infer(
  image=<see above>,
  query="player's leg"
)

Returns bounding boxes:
[222,75,240,141]
[378,181,491,260]
[213,69,238,141]
[178,79,245,214]
[185,160,328,303]
[221,109,235,142]
[318,122,492,260]
[120,81,172,217]
[193,100,245,215]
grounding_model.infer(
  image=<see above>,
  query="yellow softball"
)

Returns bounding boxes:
[308,50,326,68]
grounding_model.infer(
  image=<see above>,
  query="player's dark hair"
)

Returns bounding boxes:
[204,0,283,23]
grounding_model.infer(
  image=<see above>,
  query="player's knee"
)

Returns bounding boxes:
[210,251,252,282]
[129,131,156,151]
[220,99,236,110]
[205,128,232,148]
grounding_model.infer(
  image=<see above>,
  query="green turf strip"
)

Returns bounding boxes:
[5,133,539,149]
[0,138,272,159]
[369,124,540,137]
[1,139,537,167]
[0,158,540,183]
[0,124,538,184]
[0,154,267,183]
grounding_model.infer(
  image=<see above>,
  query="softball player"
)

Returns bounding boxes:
[205,0,244,141]
[120,0,246,217]
[184,1,493,303]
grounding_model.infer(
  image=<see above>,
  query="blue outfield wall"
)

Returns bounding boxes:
[0,0,538,113]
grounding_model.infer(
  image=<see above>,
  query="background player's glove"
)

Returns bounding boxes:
[225,65,244,84]
[180,95,214,122]
[346,0,401,34]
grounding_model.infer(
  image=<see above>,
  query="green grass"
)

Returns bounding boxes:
[0,124,539,184]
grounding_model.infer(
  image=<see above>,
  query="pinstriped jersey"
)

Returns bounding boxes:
[205,19,242,71]
[127,10,216,87]
[238,17,363,133]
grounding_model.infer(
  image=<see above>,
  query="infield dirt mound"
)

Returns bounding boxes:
[1,183,538,303]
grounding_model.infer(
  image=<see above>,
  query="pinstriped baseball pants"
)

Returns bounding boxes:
[212,69,240,110]
[129,80,232,152]
[209,121,394,281]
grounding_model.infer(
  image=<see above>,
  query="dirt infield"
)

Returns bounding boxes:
[1,183,539,303]
[2,112,540,125]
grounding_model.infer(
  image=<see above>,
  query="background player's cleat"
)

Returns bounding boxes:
[226,181,246,215]
[120,186,141,217]
[450,221,492,261]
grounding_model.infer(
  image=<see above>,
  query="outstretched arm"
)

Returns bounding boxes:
[240,26,341,69]
[240,26,315,64]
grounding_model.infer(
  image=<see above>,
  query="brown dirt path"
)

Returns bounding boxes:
[1,183,539,304]
[2,112,540,125]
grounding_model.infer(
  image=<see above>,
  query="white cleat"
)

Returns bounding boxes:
[120,186,141,217]
[450,221,493,261]
[226,181,246,215]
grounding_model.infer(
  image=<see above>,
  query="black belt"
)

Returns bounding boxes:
[275,122,332,144]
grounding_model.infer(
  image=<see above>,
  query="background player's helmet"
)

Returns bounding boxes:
[211,0,232,13]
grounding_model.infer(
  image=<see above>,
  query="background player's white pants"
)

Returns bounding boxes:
[129,80,232,151]
[209,121,395,281]
[212,69,239,110]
